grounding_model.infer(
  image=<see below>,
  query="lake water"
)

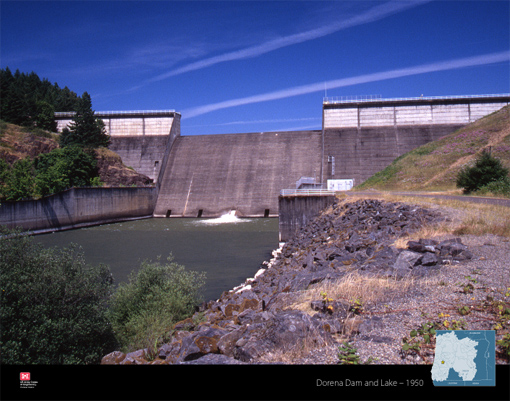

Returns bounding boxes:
[35,216,279,302]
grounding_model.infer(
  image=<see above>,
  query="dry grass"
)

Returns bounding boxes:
[257,330,331,364]
[378,194,510,238]
[287,271,418,317]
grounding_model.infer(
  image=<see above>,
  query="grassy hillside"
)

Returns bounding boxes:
[357,105,510,193]
[0,120,152,188]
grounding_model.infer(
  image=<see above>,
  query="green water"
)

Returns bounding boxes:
[35,217,279,302]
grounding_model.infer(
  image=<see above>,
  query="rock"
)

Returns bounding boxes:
[173,317,195,331]
[407,241,427,253]
[455,249,473,261]
[393,250,422,278]
[217,327,247,357]
[120,349,148,365]
[101,351,126,365]
[240,298,259,312]
[179,353,247,364]
[233,310,333,362]
[421,252,438,266]
[150,358,168,365]
[175,327,229,362]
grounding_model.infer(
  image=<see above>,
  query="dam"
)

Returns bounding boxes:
[54,94,509,219]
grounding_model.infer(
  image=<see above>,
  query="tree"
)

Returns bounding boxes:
[60,92,110,148]
[34,100,57,131]
[456,150,510,194]
[34,146,98,197]
[109,256,206,353]
[0,68,81,128]
[1,158,36,201]
[0,147,99,200]
[0,229,117,364]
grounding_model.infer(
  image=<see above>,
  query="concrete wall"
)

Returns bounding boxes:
[55,111,177,137]
[278,195,336,242]
[323,124,466,184]
[322,96,510,184]
[0,187,157,233]
[154,131,322,218]
[55,111,181,183]
[323,97,509,129]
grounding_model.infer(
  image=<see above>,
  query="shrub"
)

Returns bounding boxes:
[0,146,99,200]
[475,177,510,197]
[0,228,117,364]
[108,256,206,352]
[456,151,509,194]
[34,146,98,197]
[1,158,36,200]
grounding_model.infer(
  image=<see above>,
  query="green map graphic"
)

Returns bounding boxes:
[431,330,496,386]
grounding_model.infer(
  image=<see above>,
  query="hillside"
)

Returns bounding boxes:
[357,105,510,193]
[0,120,152,188]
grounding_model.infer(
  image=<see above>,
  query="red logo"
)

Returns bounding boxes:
[20,372,30,381]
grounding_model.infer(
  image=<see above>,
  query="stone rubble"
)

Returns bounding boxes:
[101,198,473,365]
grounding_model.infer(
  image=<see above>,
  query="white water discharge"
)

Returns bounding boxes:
[194,210,252,225]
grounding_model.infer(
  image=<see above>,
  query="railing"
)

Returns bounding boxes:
[280,189,337,196]
[323,93,510,104]
[323,95,382,103]
[55,110,177,117]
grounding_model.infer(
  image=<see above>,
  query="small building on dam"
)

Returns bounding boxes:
[55,94,510,219]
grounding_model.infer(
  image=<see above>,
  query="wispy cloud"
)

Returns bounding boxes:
[182,51,510,118]
[143,0,429,84]
[185,117,320,128]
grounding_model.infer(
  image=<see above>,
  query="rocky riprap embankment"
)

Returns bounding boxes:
[101,199,473,365]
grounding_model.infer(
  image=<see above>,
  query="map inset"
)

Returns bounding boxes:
[431,330,495,386]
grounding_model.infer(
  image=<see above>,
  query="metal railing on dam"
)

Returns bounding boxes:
[280,189,337,196]
[55,110,178,118]
[323,93,510,104]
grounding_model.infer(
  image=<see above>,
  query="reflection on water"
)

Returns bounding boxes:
[35,217,279,302]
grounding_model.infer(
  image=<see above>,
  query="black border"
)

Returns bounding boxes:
[1,364,509,401]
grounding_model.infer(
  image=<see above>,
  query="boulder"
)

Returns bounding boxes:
[175,327,229,362]
[179,353,246,364]
[393,250,422,278]
[120,349,148,365]
[101,351,126,365]
[233,310,333,363]
[421,252,438,266]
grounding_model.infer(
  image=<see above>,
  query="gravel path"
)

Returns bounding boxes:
[349,190,510,207]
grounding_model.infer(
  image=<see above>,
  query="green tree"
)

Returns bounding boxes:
[109,256,206,352]
[34,100,57,131]
[456,151,510,194]
[2,158,36,200]
[0,229,117,364]
[34,146,98,197]
[60,92,110,148]
[0,67,81,128]
[0,159,10,199]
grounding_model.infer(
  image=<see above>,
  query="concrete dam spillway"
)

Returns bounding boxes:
[55,95,510,219]
[154,130,322,218]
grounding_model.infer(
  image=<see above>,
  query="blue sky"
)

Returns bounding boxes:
[1,0,509,135]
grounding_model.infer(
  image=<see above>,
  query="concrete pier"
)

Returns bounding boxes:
[278,194,336,242]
